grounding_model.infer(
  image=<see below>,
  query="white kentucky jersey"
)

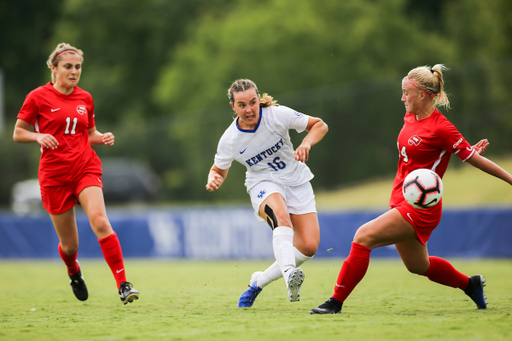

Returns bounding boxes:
[214,105,314,191]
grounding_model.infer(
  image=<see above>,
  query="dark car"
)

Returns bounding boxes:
[11,158,161,215]
[101,158,161,203]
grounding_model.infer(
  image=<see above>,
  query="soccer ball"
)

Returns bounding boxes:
[402,169,443,209]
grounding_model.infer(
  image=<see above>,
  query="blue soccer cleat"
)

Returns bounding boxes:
[238,271,263,308]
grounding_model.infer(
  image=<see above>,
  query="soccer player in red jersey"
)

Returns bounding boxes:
[310,64,512,314]
[13,43,139,305]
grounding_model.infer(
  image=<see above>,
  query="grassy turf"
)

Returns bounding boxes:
[2,259,511,341]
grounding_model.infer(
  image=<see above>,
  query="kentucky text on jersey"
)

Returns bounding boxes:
[245,138,285,167]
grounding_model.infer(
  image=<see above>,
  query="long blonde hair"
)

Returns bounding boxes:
[228,79,278,108]
[46,43,84,83]
[407,64,450,110]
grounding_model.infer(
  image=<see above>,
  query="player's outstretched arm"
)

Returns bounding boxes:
[294,117,328,163]
[206,165,229,192]
[467,151,512,186]
[13,119,59,149]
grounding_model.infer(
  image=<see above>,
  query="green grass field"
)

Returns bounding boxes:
[2,259,511,341]
[3,157,512,340]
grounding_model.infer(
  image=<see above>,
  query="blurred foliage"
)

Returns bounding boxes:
[0,0,64,116]
[1,0,511,207]
[152,0,456,200]
[50,0,235,125]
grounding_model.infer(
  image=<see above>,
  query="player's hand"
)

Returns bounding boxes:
[102,132,115,147]
[206,173,223,192]
[37,134,59,150]
[294,144,311,163]
[473,139,489,155]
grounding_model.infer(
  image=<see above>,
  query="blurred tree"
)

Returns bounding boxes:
[405,0,445,33]
[444,0,512,61]
[152,0,455,199]
[442,0,512,153]
[51,0,235,125]
[0,0,64,206]
[1,0,511,207]
[0,0,64,122]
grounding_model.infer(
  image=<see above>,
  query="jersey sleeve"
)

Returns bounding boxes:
[87,96,96,129]
[213,129,234,170]
[435,117,475,162]
[275,106,309,133]
[17,91,39,126]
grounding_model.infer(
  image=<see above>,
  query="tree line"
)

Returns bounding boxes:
[1,0,511,205]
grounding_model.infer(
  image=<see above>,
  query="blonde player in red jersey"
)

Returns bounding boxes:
[13,43,139,305]
[311,64,512,314]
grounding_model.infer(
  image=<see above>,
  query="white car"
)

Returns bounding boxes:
[11,179,43,216]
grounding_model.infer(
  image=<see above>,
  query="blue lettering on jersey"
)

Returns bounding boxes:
[245,138,284,167]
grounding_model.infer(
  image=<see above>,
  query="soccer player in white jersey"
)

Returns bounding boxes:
[206,79,328,306]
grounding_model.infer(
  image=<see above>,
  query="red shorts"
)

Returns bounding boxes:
[40,173,103,215]
[393,199,443,245]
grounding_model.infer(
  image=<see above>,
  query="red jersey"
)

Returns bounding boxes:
[17,83,102,187]
[389,109,474,207]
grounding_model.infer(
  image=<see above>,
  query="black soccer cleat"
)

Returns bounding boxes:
[69,263,88,301]
[465,275,488,309]
[119,281,139,305]
[310,297,343,314]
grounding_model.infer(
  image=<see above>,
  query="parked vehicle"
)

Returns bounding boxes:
[11,158,161,215]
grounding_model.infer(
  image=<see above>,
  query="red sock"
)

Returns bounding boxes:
[98,232,127,289]
[421,256,469,290]
[58,242,79,275]
[332,242,371,303]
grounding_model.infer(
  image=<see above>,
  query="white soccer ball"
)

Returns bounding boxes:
[402,169,443,209]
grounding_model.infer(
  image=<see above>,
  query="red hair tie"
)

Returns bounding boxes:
[52,50,78,63]
[406,76,435,98]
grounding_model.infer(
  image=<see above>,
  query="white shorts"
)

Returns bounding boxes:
[249,181,317,223]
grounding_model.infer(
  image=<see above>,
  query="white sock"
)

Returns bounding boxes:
[257,247,313,288]
[294,247,313,267]
[272,226,296,279]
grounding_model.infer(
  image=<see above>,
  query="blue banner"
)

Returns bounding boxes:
[1,207,511,259]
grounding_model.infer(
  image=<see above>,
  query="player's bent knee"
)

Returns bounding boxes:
[61,242,78,255]
[305,239,320,254]
[405,264,429,275]
[353,230,372,247]
[90,215,112,235]
[300,246,318,258]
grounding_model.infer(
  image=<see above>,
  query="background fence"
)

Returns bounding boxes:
[1,207,511,259]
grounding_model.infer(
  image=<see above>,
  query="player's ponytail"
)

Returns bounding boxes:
[431,64,450,110]
[260,93,278,107]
